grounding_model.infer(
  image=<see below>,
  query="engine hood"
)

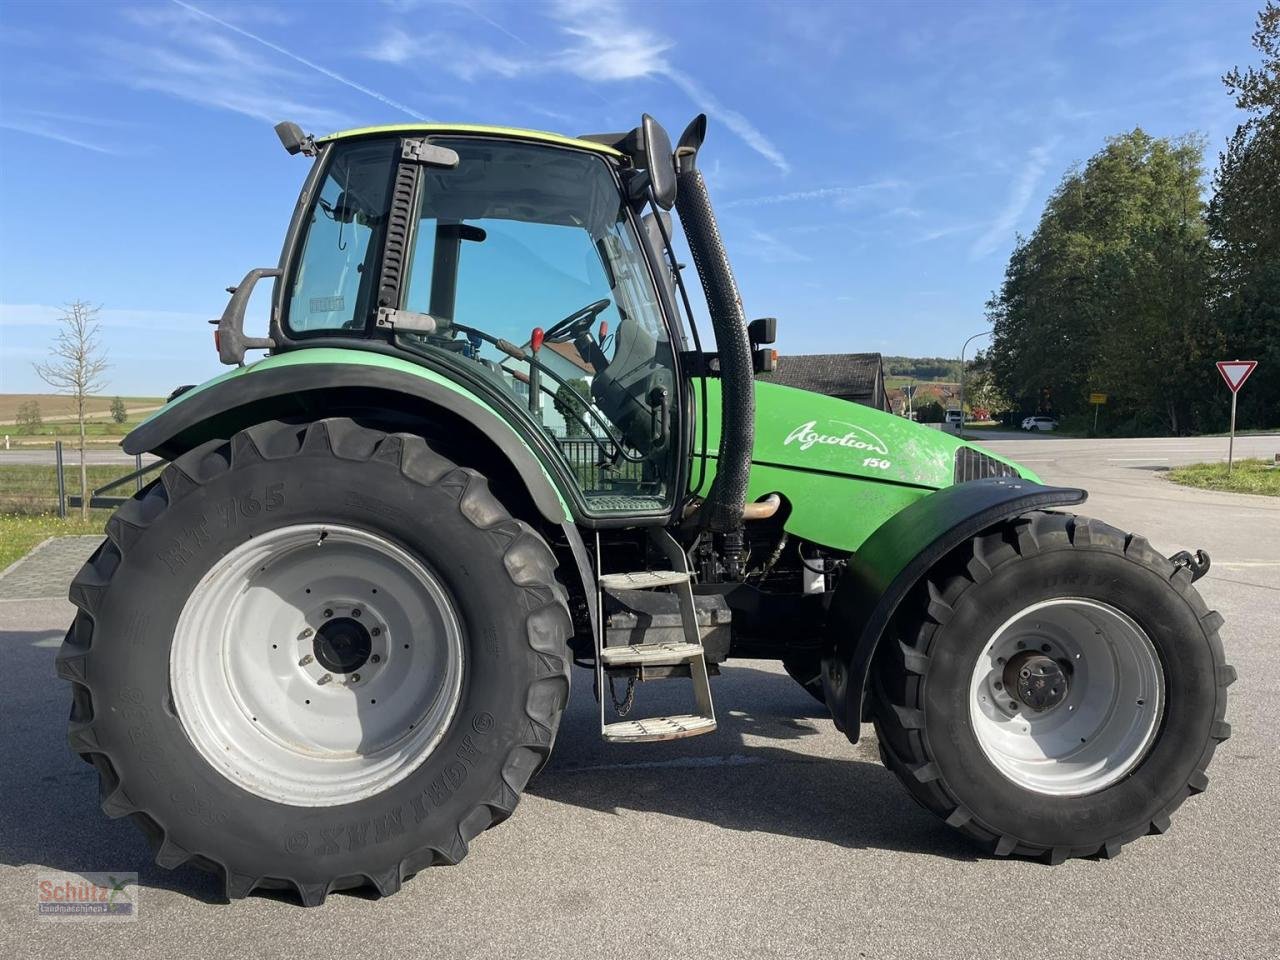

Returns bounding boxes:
[696,379,1034,490]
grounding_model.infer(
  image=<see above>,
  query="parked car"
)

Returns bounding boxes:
[1021,415,1059,432]
[944,408,963,429]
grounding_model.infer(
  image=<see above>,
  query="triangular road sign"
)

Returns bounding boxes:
[1216,360,1258,393]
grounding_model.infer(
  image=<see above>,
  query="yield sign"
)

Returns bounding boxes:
[1216,360,1258,393]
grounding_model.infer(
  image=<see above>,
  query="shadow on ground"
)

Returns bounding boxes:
[1,613,971,908]
[529,661,977,863]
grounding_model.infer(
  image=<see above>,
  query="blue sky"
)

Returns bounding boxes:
[0,0,1259,396]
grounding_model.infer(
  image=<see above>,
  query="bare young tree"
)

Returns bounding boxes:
[35,301,109,520]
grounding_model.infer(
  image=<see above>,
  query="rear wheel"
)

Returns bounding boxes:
[57,419,572,904]
[871,512,1233,862]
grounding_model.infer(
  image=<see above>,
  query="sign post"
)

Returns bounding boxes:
[1089,393,1107,433]
[1215,360,1258,474]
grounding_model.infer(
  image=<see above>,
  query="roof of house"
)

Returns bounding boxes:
[758,353,884,398]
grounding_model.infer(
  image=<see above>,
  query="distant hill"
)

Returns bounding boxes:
[881,356,964,382]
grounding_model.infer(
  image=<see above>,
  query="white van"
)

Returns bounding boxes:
[944,408,963,429]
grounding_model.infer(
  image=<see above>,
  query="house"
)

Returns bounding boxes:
[757,352,890,411]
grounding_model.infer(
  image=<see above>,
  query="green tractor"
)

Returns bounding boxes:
[59,115,1232,905]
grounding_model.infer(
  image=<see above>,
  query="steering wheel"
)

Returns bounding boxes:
[543,298,611,343]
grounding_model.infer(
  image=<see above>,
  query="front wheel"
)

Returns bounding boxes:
[57,419,572,904]
[871,512,1233,862]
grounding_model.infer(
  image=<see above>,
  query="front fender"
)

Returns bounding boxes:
[125,348,571,525]
[821,477,1087,739]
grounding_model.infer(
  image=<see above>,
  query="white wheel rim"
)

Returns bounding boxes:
[171,524,464,807]
[968,598,1164,797]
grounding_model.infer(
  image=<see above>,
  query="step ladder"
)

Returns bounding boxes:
[596,532,716,743]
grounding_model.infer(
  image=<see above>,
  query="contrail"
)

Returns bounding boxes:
[169,0,429,121]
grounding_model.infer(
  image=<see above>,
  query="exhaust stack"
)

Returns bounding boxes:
[673,116,755,535]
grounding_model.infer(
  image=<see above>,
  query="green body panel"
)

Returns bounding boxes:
[140,348,571,519]
[692,379,1036,552]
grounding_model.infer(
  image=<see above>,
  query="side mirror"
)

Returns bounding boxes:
[748,317,777,345]
[641,114,676,210]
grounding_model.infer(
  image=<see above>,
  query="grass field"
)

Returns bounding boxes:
[0,462,137,569]
[1166,459,1280,497]
[0,393,163,424]
[0,513,108,571]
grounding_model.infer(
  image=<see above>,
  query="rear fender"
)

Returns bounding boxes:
[126,351,599,652]
[822,478,1087,739]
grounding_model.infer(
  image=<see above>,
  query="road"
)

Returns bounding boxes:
[0,449,156,466]
[0,436,1277,959]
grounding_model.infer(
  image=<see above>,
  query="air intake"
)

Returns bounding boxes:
[954,447,1020,483]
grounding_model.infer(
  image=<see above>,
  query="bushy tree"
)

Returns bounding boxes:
[987,130,1216,433]
[1207,1,1280,429]
[16,400,42,434]
[110,396,128,424]
[553,379,591,438]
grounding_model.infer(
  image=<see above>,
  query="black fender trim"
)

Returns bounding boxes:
[822,478,1087,740]
[124,363,571,524]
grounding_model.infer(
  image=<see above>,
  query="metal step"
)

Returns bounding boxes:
[596,530,716,744]
[600,641,704,667]
[598,570,692,591]
[602,715,718,742]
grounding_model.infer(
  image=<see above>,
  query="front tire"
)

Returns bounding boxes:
[57,419,572,904]
[871,512,1233,862]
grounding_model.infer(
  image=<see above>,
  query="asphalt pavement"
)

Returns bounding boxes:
[1,435,1277,959]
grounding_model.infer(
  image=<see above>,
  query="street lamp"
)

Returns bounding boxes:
[958,329,992,441]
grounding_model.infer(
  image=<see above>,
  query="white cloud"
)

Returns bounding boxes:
[723,180,907,209]
[169,0,428,120]
[970,138,1060,260]
[362,0,790,174]
[0,120,122,155]
[737,229,810,264]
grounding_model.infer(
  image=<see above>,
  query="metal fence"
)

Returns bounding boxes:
[554,436,646,492]
[55,442,164,516]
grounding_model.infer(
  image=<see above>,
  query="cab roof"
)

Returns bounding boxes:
[314,123,623,158]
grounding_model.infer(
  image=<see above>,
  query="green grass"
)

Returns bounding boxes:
[0,513,109,571]
[1166,459,1280,497]
[0,464,134,512]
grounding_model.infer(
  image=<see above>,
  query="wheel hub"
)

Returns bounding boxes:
[1004,651,1070,713]
[313,616,372,674]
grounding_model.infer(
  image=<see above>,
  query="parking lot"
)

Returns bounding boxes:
[1,434,1277,959]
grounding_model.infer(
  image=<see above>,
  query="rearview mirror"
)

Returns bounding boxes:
[641,114,676,210]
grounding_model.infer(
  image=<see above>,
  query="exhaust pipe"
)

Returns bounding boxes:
[674,116,754,535]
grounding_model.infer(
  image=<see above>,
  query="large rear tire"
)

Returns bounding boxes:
[57,419,572,904]
[871,512,1233,862]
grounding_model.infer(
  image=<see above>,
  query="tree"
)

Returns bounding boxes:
[35,301,109,520]
[987,129,1216,433]
[16,400,42,435]
[553,379,591,438]
[110,396,128,424]
[1207,1,1280,429]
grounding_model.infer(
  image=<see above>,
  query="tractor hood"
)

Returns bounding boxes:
[696,379,1035,491]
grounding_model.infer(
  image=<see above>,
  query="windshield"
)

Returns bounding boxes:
[284,136,678,514]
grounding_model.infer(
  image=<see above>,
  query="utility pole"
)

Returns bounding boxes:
[958,330,992,441]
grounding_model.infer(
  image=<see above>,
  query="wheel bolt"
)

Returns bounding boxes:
[1041,643,1051,652]
[352,608,361,618]
[1016,641,1026,650]
[371,654,381,663]
[994,681,1003,690]
[371,627,381,637]
[350,673,361,682]
[317,673,332,685]
[1008,702,1017,711]
[299,654,314,666]
[323,608,333,618]
[298,627,313,640]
